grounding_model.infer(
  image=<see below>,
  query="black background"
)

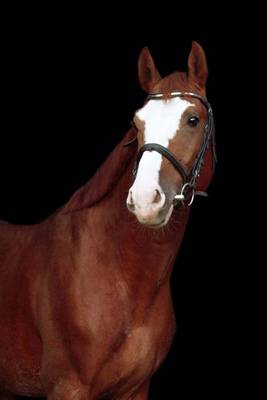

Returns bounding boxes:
[0,5,260,399]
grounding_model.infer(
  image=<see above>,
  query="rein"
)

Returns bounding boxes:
[125,91,216,207]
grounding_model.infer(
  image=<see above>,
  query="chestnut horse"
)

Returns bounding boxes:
[0,42,216,399]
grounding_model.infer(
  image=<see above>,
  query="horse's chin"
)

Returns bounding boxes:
[137,205,174,229]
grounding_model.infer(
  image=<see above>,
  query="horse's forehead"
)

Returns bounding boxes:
[136,97,194,144]
[136,97,194,122]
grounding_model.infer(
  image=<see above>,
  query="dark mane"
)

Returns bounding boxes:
[61,128,137,214]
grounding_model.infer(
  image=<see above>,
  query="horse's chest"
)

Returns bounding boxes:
[117,325,157,373]
[97,318,175,396]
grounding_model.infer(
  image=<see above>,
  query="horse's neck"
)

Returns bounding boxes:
[61,128,190,289]
[61,128,137,214]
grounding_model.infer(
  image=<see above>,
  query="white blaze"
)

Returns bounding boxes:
[133,97,193,191]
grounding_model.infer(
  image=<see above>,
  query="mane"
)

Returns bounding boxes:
[60,128,137,214]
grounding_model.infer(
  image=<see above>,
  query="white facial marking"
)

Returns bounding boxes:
[134,97,193,190]
[127,97,194,225]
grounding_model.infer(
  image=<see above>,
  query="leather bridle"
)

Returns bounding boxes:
[126,91,216,207]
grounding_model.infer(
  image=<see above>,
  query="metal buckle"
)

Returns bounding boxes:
[174,183,195,207]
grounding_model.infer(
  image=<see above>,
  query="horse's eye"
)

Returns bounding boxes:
[187,116,200,127]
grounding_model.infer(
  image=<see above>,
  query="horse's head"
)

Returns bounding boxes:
[127,42,216,228]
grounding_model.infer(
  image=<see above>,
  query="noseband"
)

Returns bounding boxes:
[127,92,216,207]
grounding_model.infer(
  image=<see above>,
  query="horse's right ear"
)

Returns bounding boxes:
[138,47,161,93]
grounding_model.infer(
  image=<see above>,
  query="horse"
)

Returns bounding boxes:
[0,41,216,399]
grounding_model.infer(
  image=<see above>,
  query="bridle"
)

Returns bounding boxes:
[125,91,216,207]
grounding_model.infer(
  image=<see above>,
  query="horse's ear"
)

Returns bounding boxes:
[188,41,208,89]
[138,47,161,93]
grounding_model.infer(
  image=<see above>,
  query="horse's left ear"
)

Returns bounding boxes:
[188,41,208,89]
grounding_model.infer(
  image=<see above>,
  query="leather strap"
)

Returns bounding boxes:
[133,143,189,183]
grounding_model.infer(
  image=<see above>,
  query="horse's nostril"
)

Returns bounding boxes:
[153,189,162,204]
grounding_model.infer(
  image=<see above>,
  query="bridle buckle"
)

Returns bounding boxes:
[174,183,195,207]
